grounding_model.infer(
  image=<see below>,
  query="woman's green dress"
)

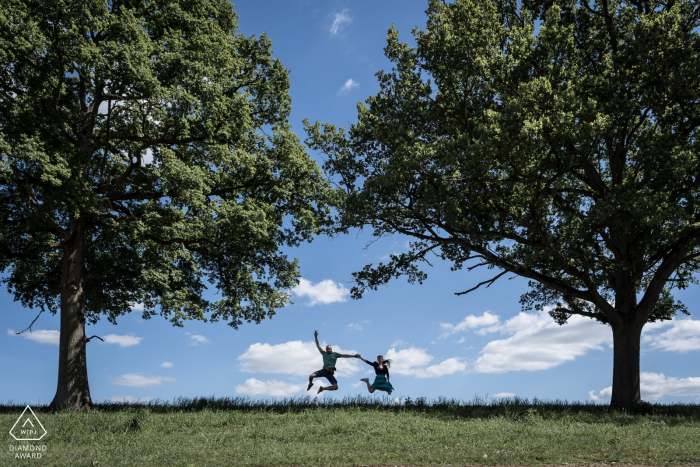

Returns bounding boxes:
[371,374,393,392]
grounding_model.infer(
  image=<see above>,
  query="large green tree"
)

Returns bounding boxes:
[0,0,334,410]
[306,0,700,409]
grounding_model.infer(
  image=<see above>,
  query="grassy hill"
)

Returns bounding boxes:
[2,396,699,466]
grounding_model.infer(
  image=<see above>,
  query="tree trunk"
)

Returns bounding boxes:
[49,220,93,411]
[609,319,644,410]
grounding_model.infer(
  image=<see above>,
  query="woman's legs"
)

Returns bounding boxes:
[361,378,375,393]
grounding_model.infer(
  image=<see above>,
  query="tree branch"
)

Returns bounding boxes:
[15,310,44,335]
[553,305,609,324]
[455,270,507,296]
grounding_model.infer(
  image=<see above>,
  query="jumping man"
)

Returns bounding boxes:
[308,330,359,394]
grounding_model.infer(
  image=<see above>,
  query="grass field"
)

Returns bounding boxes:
[2,396,699,466]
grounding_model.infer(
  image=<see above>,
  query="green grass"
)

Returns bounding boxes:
[2,396,699,466]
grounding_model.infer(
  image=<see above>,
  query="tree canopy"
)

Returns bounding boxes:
[306,0,700,409]
[0,0,334,409]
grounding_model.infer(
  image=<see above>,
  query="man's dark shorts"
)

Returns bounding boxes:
[313,368,337,385]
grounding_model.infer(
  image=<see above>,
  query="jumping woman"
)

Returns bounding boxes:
[358,354,393,395]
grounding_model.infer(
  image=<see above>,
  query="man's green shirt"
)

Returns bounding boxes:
[322,351,342,369]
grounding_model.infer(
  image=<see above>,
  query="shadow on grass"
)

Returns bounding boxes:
[2,395,699,425]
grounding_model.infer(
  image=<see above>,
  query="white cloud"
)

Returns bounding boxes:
[385,347,433,374]
[186,333,210,346]
[113,373,176,388]
[9,329,144,348]
[103,334,143,347]
[337,79,359,96]
[8,328,60,346]
[588,386,612,401]
[106,396,153,403]
[234,378,305,397]
[640,372,700,399]
[391,340,409,348]
[440,311,500,338]
[330,9,351,35]
[642,318,700,353]
[473,309,612,373]
[292,278,349,305]
[237,340,360,377]
[130,303,144,311]
[190,335,210,344]
[422,358,467,378]
[347,323,362,331]
[590,372,700,401]
[492,392,517,398]
[384,347,465,378]
[468,312,699,375]
[160,362,174,368]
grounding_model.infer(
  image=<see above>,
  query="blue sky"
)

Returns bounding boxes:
[2,0,700,406]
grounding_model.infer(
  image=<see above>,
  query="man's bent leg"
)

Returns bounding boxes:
[307,373,317,391]
[316,369,337,393]
[318,383,339,394]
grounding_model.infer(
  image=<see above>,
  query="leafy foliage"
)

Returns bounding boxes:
[0,0,335,328]
[306,0,700,328]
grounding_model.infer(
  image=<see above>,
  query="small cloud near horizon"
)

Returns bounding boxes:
[590,372,700,401]
[112,373,176,388]
[235,378,307,398]
[160,361,174,368]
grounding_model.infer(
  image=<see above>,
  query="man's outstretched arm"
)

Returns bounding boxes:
[339,353,361,358]
[314,330,323,353]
